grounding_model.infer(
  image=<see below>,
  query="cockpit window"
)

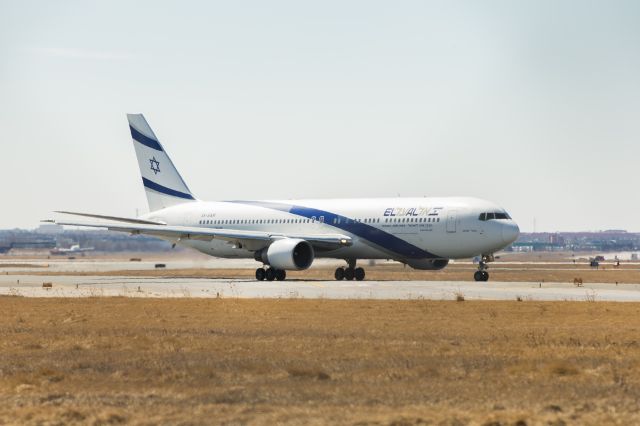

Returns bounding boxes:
[479,212,511,221]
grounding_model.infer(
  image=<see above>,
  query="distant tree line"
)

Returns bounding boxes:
[0,229,176,252]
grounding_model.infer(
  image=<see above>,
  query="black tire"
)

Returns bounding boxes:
[255,268,266,281]
[354,267,365,281]
[344,267,355,281]
[334,267,345,281]
[276,269,286,281]
[265,268,276,281]
[474,271,483,282]
[482,271,489,282]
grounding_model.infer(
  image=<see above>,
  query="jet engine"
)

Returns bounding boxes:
[255,239,315,270]
[405,258,449,270]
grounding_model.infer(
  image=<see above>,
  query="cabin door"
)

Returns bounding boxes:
[446,210,457,233]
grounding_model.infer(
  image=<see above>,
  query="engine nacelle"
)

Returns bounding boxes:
[257,239,315,271]
[405,258,449,270]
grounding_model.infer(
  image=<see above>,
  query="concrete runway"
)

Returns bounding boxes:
[2,274,640,301]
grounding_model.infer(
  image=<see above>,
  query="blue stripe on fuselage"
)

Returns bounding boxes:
[142,177,195,200]
[130,125,163,151]
[229,200,439,259]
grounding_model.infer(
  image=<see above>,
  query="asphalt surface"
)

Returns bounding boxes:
[2,274,640,301]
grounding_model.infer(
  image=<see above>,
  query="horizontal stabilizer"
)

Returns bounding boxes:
[55,211,166,225]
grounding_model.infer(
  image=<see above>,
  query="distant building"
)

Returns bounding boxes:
[549,234,565,245]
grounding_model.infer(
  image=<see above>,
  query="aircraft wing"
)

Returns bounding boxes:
[44,219,353,252]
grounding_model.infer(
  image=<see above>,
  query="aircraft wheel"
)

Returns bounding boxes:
[265,267,276,281]
[276,269,286,281]
[474,271,483,282]
[482,271,489,282]
[344,267,355,281]
[255,268,266,281]
[354,267,365,281]
[334,267,345,281]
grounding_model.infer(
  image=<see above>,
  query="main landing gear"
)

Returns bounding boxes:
[473,254,493,282]
[256,267,286,281]
[334,259,366,281]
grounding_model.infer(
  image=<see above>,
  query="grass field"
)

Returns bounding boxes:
[2,298,640,425]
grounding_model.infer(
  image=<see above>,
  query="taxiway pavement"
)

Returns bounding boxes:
[1,274,640,301]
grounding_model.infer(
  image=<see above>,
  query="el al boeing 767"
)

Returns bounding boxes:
[48,114,519,282]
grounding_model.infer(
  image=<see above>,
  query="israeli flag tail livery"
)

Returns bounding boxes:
[127,113,196,212]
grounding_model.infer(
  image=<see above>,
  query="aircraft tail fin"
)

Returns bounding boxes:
[127,114,197,212]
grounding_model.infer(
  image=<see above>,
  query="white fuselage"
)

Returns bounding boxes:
[142,196,519,262]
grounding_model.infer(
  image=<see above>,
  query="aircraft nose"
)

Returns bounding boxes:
[501,221,520,245]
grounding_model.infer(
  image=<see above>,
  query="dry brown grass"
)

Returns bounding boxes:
[0,263,48,269]
[1,298,640,425]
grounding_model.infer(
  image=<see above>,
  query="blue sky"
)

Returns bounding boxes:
[1,1,639,231]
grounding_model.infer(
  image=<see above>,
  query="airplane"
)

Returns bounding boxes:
[47,114,519,282]
[50,244,94,256]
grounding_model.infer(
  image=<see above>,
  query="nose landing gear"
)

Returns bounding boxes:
[474,270,489,282]
[474,254,494,282]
